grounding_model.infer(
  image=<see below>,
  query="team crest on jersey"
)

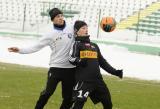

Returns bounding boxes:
[68,33,72,39]
[80,50,97,58]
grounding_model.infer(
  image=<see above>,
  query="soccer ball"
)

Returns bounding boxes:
[100,17,116,32]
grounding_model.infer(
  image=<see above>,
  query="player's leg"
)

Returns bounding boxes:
[71,81,91,109]
[60,68,75,109]
[101,83,112,109]
[101,92,112,109]
[98,80,112,109]
[35,68,60,109]
[72,99,85,109]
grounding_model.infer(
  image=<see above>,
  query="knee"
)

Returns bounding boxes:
[60,98,74,109]
[72,99,85,109]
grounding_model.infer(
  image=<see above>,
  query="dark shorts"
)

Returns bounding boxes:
[45,67,75,99]
[35,67,76,109]
[72,79,112,104]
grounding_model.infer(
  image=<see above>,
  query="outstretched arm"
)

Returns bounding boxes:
[8,35,52,54]
[95,44,123,78]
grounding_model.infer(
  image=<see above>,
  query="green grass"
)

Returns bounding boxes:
[0,62,160,109]
[0,31,41,37]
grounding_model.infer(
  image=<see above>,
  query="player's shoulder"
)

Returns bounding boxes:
[90,42,98,47]
[40,30,56,41]
[90,42,100,50]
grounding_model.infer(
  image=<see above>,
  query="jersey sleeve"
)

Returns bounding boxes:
[69,41,81,66]
[19,33,53,54]
[95,43,117,75]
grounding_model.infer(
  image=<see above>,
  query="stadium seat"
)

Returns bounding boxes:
[0,0,159,36]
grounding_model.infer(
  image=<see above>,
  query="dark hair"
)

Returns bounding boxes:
[74,20,87,33]
[49,8,63,20]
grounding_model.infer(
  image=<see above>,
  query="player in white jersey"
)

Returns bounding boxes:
[8,8,76,109]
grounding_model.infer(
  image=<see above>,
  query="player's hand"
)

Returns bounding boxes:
[115,70,123,79]
[8,47,19,53]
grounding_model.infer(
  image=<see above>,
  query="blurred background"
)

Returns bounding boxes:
[0,0,160,42]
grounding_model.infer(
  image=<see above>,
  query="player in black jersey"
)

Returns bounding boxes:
[69,20,123,109]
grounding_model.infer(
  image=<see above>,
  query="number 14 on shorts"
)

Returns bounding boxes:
[77,90,89,98]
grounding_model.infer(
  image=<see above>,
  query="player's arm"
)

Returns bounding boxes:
[95,44,123,78]
[8,35,52,54]
[69,41,87,67]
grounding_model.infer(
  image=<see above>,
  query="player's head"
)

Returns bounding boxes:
[49,8,64,25]
[74,20,88,37]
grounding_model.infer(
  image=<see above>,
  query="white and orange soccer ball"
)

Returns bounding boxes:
[100,17,116,32]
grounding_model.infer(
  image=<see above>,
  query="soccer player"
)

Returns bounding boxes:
[8,8,75,109]
[69,20,123,109]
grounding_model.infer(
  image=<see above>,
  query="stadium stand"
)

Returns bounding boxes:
[126,6,160,36]
[0,0,159,37]
[1,0,159,24]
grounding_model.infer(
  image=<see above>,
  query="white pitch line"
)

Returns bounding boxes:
[125,81,160,87]
[0,95,10,98]
[119,79,160,87]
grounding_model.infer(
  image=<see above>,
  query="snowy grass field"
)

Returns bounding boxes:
[0,62,160,109]
[1,35,160,109]
[1,36,160,80]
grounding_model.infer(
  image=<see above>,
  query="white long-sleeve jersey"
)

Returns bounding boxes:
[19,23,75,68]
